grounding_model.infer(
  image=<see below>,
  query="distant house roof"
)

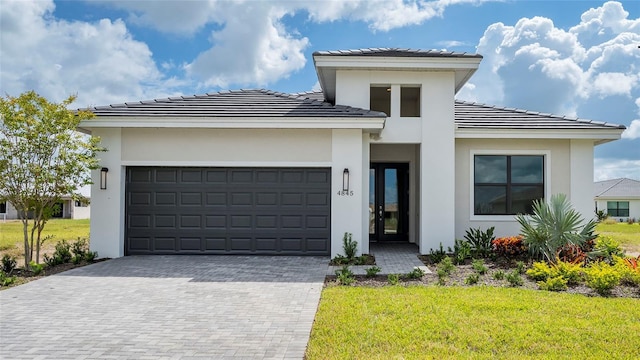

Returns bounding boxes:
[84,89,386,118]
[594,178,640,199]
[312,47,483,59]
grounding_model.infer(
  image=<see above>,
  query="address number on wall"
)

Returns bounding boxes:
[337,191,354,196]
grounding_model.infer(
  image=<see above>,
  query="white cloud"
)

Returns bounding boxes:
[594,158,640,181]
[436,40,470,47]
[0,0,182,107]
[460,1,639,116]
[184,3,308,88]
[592,72,638,97]
[622,120,640,139]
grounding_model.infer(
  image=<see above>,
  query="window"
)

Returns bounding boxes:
[474,155,544,215]
[370,86,390,116]
[400,86,420,117]
[0,201,6,213]
[607,201,629,217]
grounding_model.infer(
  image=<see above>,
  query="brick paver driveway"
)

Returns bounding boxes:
[0,256,329,359]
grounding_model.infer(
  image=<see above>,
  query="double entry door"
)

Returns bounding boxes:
[369,163,409,242]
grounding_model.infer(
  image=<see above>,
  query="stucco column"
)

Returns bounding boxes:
[90,128,124,258]
[420,73,456,253]
[331,129,364,257]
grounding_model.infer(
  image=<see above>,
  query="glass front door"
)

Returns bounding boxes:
[369,163,409,242]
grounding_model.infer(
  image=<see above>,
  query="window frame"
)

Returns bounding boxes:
[606,201,629,217]
[470,150,550,221]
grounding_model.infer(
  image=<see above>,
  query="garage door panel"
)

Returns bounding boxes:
[126,167,330,255]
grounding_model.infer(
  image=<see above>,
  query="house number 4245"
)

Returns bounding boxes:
[337,190,354,196]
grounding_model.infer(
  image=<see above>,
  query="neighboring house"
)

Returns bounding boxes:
[594,178,640,221]
[0,197,90,221]
[79,48,625,258]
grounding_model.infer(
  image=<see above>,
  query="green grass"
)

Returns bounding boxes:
[306,286,640,359]
[0,219,90,251]
[596,222,640,254]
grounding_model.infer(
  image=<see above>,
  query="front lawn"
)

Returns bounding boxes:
[596,222,640,254]
[0,219,90,260]
[306,286,640,359]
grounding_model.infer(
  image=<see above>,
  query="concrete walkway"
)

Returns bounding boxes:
[0,256,328,360]
[328,242,431,275]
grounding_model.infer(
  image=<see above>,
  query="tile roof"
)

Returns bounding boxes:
[594,178,640,198]
[84,90,625,131]
[455,101,625,130]
[313,48,483,59]
[84,89,386,118]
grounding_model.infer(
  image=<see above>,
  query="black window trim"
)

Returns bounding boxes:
[473,154,546,216]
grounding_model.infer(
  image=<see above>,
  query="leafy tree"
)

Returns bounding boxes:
[0,91,102,267]
[516,193,596,263]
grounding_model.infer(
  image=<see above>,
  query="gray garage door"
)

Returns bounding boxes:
[125,167,331,255]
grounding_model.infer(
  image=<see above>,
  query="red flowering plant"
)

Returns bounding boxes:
[492,236,527,257]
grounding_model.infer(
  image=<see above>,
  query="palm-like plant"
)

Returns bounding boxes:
[516,194,596,263]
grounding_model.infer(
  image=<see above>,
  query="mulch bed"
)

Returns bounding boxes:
[1,259,109,290]
[325,256,640,299]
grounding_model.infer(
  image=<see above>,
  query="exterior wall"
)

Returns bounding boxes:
[90,127,345,258]
[331,129,365,257]
[71,202,91,219]
[455,139,571,239]
[90,128,124,258]
[595,199,640,221]
[570,140,595,220]
[121,128,332,164]
[1,201,19,220]
[335,69,457,254]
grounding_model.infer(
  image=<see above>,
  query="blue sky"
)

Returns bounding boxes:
[1,0,639,180]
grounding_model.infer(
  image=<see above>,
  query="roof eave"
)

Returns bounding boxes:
[455,128,624,142]
[78,116,387,132]
[314,55,482,104]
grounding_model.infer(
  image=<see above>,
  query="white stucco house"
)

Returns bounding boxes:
[0,197,90,221]
[594,178,640,221]
[79,48,625,258]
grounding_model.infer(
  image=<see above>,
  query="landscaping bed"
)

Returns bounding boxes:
[325,257,640,299]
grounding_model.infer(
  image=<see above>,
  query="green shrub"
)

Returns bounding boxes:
[450,239,472,265]
[506,270,523,287]
[552,260,583,285]
[436,269,448,286]
[515,261,526,275]
[0,270,16,287]
[387,273,400,285]
[335,265,355,286]
[342,233,357,259]
[464,226,495,258]
[29,261,44,275]
[429,243,447,264]
[526,260,582,285]
[84,251,98,262]
[437,257,455,276]
[585,262,621,295]
[465,273,480,285]
[405,267,425,279]
[493,270,505,280]
[527,261,552,281]
[1,254,17,274]
[472,259,488,275]
[365,266,381,278]
[71,238,88,257]
[538,276,568,291]
[589,236,625,264]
